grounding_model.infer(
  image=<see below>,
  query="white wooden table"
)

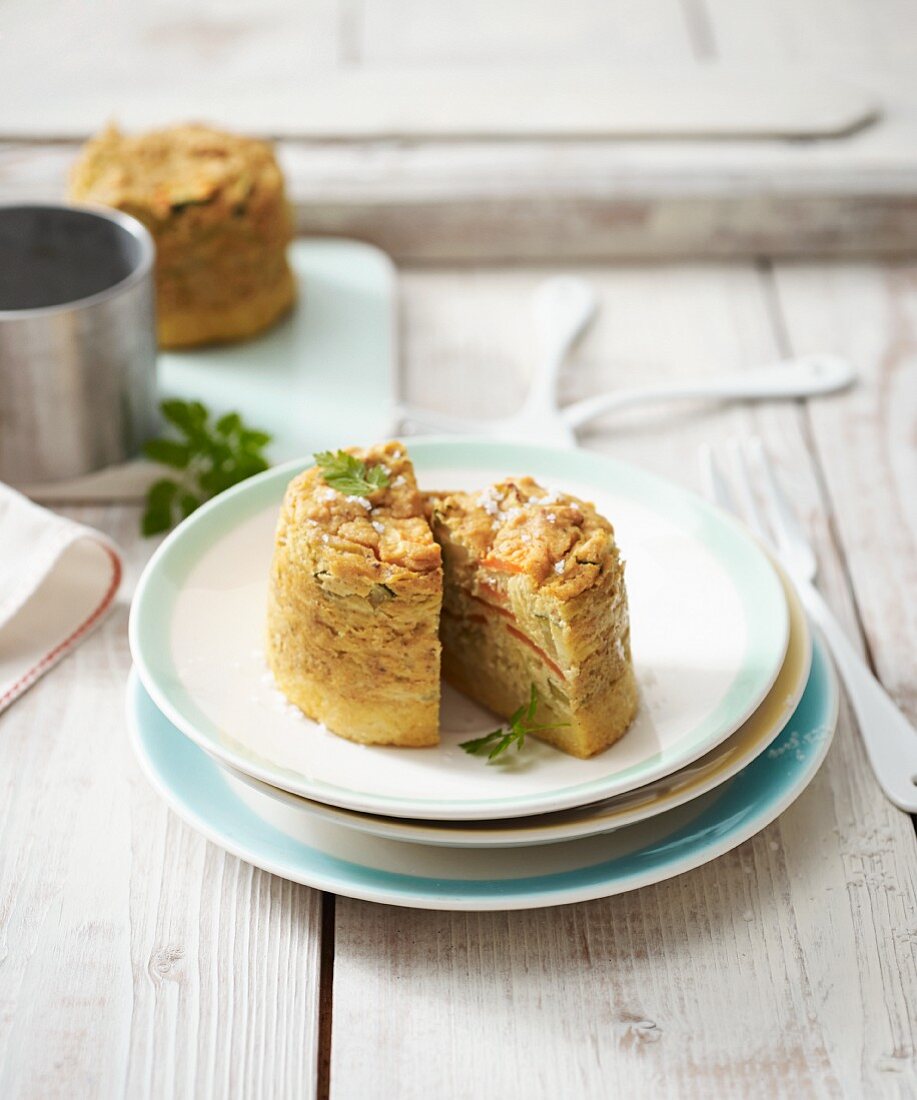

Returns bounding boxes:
[3,0,917,1092]
[2,258,915,1098]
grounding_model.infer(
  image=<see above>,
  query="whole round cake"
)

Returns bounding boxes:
[69,123,295,348]
[267,442,638,757]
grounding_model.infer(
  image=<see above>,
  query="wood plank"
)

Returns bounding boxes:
[0,0,342,118]
[0,0,870,138]
[358,0,692,64]
[5,135,917,261]
[769,261,917,715]
[329,262,917,1097]
[705,0,917,65]
[0,507,324,1098]
[0,69,878,140]
[1,0,916,259]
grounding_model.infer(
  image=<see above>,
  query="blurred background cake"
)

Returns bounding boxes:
[69,123,295,348]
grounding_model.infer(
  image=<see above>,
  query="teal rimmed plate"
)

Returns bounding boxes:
[127,638,836,910]
[129,441,789,821]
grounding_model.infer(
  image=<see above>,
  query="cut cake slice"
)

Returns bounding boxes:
[427,477,637,758]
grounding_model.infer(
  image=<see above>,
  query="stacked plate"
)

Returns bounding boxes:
[128,440,839,911]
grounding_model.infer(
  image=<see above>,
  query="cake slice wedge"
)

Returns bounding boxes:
[267,442,442,746]
[427,477,637,758]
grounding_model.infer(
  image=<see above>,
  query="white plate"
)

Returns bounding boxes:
[221,564,809,847]
[127,636,837,911]
[129,441,789,820]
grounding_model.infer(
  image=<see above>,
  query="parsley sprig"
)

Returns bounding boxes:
[460,684,569,763]
[141,399,271,536]
[314,449,390,496]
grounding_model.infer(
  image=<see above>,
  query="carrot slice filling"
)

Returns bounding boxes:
[469,592,514,620]
[445,595,566,681]
[480,556,524,574]
[505,624,566,680]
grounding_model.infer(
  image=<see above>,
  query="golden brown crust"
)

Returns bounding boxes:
[267,442,442,747]
[69,123,295,348]
[280,441,442,593]
[426,477,616,599]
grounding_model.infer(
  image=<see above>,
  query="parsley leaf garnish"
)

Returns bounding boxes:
[460,684,570,763]
[314,450,390,496]
[141,400,271,536]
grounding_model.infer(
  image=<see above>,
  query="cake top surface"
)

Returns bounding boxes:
[278,441,442,587]
[428,476,620,601]
[70,124,285,219]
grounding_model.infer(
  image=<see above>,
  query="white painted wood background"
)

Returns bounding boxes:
[1,0,917,257]
[1,260,915,1098]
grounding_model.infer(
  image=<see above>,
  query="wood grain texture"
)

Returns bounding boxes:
[2,1,917,1089]
[329,262,917,1099]
[0,509,324,1099]
[769,262,917,718]
[0,0,875,138]
[358,0,692,64]
[6,132,917,260]
[0,262,915,1098]
[704,0,917,65]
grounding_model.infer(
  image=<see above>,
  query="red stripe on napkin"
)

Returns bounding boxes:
[0,542,122,711]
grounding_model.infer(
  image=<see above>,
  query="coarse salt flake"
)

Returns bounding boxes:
[479,493,501,517]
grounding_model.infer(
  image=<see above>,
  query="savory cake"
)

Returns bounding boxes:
[427,477,637,758]
[266,442,443,746]
[69,123,295,348]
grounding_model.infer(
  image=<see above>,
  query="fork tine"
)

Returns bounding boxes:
[743,437,818,576]
[699,444,736,514]
[730,438,770,542]
[701,442,768,543]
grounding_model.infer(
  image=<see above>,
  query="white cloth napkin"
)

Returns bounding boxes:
[0,483,122,714]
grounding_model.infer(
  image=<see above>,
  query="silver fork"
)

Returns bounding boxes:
[702,437,917,812]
